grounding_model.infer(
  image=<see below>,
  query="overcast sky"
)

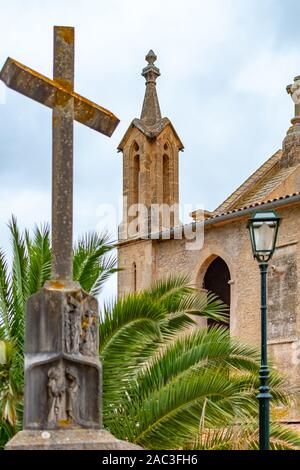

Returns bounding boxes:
[0,0,300,302]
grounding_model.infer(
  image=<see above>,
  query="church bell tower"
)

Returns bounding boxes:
[118,50,184,241]
[117,51,184,295]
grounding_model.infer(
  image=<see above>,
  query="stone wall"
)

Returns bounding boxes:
[117,239,153,295]
[118,203,300,421]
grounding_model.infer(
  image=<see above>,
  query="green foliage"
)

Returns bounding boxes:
[73,232,117,296]
[187,421,300,450]
[0,218,299,450]
[100,275,299,450]
[0,338,23,450]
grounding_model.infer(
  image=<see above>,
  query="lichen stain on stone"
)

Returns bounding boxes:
[58,418,72,427]
[55,90,73,107]
[75,93,118,121]
[55,78,73,93]
[57,27,74,45]
[49,280,65,289]
[3,62,119,139]
[77,103,96,126]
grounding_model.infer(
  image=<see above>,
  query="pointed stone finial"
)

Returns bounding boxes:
[145,50,157,65]
[140,50,162,125]
[142,50,160,84]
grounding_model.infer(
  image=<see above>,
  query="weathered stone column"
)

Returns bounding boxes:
[52,27,74,281]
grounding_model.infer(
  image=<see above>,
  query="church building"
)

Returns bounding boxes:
[117,51,300,424]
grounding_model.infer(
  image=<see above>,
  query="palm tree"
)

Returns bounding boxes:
[1,219,299,449]
[0,216,117,445]
[188,421,300,450]
[100,276,300,450]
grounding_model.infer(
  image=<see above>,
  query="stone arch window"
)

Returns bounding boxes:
[162,153,170,205]
[203,256,231,329]
[132,261,137,291]
[133,141,139,152]
[132,149,140,207]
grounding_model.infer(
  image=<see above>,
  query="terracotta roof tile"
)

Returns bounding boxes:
[214,150,282,213]
[207,191,300,220]
[236,164,296,208]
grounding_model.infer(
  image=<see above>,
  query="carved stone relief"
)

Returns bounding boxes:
[47,363,79,426]
[64,293,97,356]
[47,364,67,425]
[64,295,82,354]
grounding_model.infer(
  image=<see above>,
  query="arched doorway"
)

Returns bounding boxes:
[203,256,230,328]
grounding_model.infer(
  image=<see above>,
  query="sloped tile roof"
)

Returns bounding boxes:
[214,149,282,214]
[236,164,296,208]
[208,192,300,220]
[117,117,184,151]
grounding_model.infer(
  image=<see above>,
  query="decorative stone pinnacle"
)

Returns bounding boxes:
[140,50,162,125]
[142,49,160,84]
[146,50,157,65]
[286,76,300,102]
[287,75,300,125]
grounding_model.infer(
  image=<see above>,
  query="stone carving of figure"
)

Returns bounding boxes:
[47,364,67,425]
[80,310,97,356]
[71,305,81,354]
[64,307,71,353]
[65,295,82,354]
[89,313,97,354]
[66,366,79,423]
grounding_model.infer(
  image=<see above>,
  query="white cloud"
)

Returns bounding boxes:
[0,0,299,302]
[0,188,50,228]
[0,82,5,105]
[234,47,300,97]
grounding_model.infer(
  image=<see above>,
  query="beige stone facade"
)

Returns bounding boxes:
[117,54,300,423]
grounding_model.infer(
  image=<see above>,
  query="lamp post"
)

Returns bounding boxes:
[248,210,280,451]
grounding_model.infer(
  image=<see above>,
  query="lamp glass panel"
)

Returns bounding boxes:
[253,221,275,253]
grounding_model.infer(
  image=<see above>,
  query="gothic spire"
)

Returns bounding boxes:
[117,50,184,152]
[140,50,162,126]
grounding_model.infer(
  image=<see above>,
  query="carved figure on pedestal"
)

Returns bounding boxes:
[47,364,67,425]
[80,310,97,356]
[66,366,79,423]
[65,295,82,354]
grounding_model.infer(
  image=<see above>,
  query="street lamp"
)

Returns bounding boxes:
[248,210,281,451]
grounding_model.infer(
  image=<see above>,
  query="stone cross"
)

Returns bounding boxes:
[0,26,119,280]
[0,27,126,442]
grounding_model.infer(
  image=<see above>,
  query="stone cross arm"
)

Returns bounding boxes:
[0,57,119,136]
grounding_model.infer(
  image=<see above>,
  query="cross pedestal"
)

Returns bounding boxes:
[6,281,141,450]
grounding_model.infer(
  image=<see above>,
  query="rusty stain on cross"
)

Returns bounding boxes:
[0,26,119,281]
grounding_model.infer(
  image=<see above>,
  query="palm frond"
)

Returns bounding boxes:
[109,369,255,448]
[132,327,259,399]
[25,224,51,295]
[100,294,166,410]
[73,231,117,295]
[144,273,192,301]
[9,217,28,348]
[188,420,300,450]
[0,249,12,339]
[0,340,22,428]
